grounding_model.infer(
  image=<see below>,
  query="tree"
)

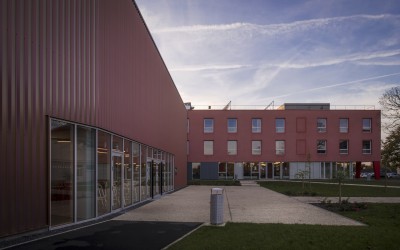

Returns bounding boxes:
[336,170,346,204]
[379,86,400,130]
[381,125,400,170]
[380,86,400,172]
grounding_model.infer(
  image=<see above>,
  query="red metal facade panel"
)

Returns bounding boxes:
[1,0,187,238]
[187,110,381,163]
[97,0,187,188]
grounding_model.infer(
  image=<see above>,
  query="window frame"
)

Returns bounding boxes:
[252,118,262,133]
[204,118,214,133]
[252,140,262,155]
[275,118,285,133]
[362,140,372,154]
[317,118,327,133]
[339,118,349,133]
[203,140,214,155]
[339,140,348,154]
[362,118,372,133]
[227,140,237,155]
[227,118,237,133]
[275,140,285,155]
[317,140,327,154]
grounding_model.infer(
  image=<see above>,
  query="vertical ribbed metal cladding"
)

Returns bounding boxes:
[0,0,98,237]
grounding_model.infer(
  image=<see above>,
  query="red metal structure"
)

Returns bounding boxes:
[1,0,187,238]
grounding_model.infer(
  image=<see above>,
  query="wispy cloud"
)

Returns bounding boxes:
[170,64,251,72]
[153,14,399,36]
[266,50,400,69]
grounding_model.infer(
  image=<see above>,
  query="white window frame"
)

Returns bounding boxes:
[204,119,214,133]
[339,140,348,154]
[362,118,371,133]
[275,140,285,155]
[204,141,213,155]
[317,118,327,133]
[252,141,261,155]
[227,141,237,155]
[275,118,285,133]
[317,140,327,154]
[339,118,348,133]
[252,118,261,133]
[227,118,237,133]
[362,140,372,154]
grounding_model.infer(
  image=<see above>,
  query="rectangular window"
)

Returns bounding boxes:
[204,141,214,155]
[51,120,74,226]
[362,140,372,154]
[362,118,372,132]
[192,163,201,179]
[228,118,237,133]
[204,119,214,133]
[276,118,285,133]
[339,140,348,154]
[317,140,327,154]
[77,126,96,221]
[227,141,237,155]
[252,141,261,155]
[340,118,348,133]
[252,118,261,133]
[317,118,327,133]
[276,140,285,155]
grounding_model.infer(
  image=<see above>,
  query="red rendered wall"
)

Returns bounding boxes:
[188,109,381,163]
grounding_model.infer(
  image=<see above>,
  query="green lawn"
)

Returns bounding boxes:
[169,204,400,250]
[258,180,400,197]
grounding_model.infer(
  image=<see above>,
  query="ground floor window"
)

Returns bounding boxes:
[50,118,175,228]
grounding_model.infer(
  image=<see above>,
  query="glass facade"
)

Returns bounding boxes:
[50,120,74,226]
[50,118,174,228]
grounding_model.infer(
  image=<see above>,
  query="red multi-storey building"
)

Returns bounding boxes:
[187,103,381,180]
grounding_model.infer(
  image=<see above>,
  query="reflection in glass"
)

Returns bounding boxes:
[141,145,150,200]
[51,120,74,226]
[77,126,96,221]
[112,155,122,210]
[124,140,132,206]
[132,143,140,203]
[97,131,111,215]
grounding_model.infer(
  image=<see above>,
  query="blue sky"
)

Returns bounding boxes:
[135,0,400,108]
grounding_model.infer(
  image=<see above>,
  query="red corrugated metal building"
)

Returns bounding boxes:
[1,0,187,238]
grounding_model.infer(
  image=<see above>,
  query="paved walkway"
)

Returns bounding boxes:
[115,185,364,226]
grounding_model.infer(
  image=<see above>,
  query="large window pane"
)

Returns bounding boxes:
[132,143,140,203]
[76,126,96,221]
[141,145,150,200]
[124,140,132,206]
[97,131,111,215]
[51,120,74,226]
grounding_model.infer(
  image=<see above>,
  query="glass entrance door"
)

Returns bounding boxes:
[152,160,161,198]
[112,153,123,210]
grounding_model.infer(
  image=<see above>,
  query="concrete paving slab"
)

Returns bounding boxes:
[114,185,364,226]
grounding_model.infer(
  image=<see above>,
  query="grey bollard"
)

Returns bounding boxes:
[210,188,224,225]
